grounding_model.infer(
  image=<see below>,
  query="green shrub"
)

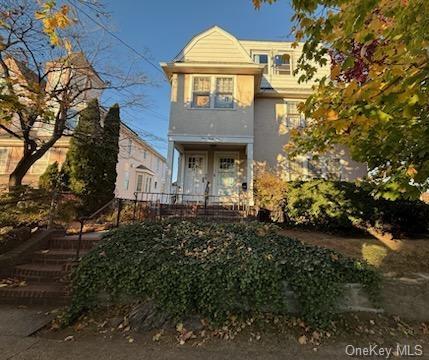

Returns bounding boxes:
[67,220,379,328]
[284,180,374,232]
[373,199,429,235]
[283,180,429,235]
[39,161,61,191]
[0,186,51,228]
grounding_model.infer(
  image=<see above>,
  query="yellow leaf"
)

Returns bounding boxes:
[330,65,341,79]
[406,166,417,177]
[298,335,308,344]
[327,109,338,121]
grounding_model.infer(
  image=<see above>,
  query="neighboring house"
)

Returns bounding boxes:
[115,123,167,199]
[161,26,367,205]
[0,54,166,199]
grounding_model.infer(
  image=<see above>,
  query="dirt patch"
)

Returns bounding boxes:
[279,228,429,275]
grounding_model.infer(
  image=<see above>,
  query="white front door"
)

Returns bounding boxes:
[214,152,239,202]
[183,153,207,202]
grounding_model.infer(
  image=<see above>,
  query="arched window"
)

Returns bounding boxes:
[274,53,291,75]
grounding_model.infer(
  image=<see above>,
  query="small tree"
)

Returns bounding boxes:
[39,162,61,192]
[100,104,121,204]
[62,99,103,214]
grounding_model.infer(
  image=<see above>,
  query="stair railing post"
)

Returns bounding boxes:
[75,218,85,261]
[47,190,58,229]
[133,192,138,222]
[116,198,122,227]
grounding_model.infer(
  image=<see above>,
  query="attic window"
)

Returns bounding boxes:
[274,53,291,75]
[192,76,211,108]
[253,54,269,74]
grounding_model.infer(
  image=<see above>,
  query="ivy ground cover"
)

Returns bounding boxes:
[68,220,379,328]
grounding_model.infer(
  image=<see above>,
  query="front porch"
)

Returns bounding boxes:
[166,138,254,206]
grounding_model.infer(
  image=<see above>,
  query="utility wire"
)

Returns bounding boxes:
[69,0,166,78]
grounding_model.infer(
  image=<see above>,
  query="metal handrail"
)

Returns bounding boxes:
[75,198,118,261]
[131,191,251,221]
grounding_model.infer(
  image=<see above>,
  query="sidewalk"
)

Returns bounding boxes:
[0,334,358,360]
[0,305,427,360]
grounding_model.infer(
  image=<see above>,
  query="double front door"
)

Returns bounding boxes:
[183,152,239,203]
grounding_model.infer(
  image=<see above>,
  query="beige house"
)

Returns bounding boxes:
[161,26,366,205]
[0,55,166,199]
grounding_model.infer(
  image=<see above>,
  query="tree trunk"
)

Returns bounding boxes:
[8,154,37,190]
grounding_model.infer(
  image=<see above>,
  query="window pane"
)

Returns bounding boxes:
[308,159,323,178]
[193,77,211,92]
[215,78,233,108]
[253,54,268,64]
[326,158,342,180]
[136,174,143,192]
[275,54,290,65]
[0,149,8,174]
[192,94,210,108]
[215,94,233,108]
[216,78,233,93]
[287,102,300,115]
[275,54,291,75]
[253,54,269,74]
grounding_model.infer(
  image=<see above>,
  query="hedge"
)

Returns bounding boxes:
[255,178,429,235]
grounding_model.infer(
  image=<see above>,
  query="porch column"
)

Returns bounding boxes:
[246,143,254,206]
[176,150,185,190]
[166,140,174,194]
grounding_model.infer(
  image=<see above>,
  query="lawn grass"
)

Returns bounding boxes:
[279,228,429,275]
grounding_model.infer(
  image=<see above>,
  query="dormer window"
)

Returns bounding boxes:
[192,76,211,108]
[253,53,269,74]
[274,53,292,75]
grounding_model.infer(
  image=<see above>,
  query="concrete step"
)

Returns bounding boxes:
[0,283,69,305]
[32,249,90,265]
[48,234,102,250]
[11,263,67,283]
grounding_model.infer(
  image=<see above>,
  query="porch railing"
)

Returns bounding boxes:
[129,191,252,221]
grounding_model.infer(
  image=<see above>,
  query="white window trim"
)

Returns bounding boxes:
[283,99,306,129]
[188,74,236,111]
[251,50,271,75]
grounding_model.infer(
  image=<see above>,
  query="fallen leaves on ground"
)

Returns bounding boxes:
[0,278,27,288]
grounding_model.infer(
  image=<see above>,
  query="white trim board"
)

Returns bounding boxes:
[168,134,253,144]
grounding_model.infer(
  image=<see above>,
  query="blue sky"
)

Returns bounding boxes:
[101,0,294,156]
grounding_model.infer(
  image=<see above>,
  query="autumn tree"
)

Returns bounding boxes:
[254,0,429,199]
[0,0,147,190]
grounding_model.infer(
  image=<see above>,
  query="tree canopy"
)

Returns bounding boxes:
[0,0,147,189]
[254,0,429,199]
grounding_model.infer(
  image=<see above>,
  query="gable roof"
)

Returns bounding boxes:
[173,26,253,64]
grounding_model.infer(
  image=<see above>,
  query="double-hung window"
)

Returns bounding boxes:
[191,76,234,109]
[285,101,306,128]
[214,77,233,109]
[325,158,342,180]
[192,76,211,108]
